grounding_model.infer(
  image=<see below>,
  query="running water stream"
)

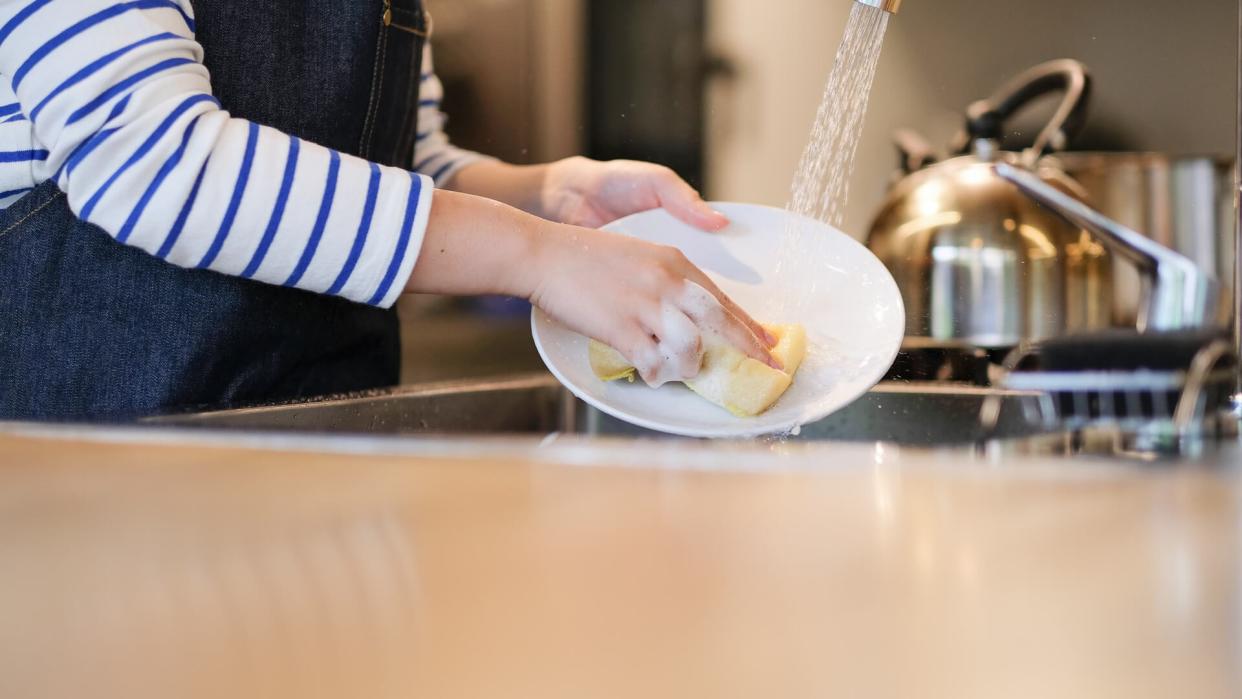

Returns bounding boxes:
[773,1,890,320]
[787,2,891,228]
[766,2,893,431]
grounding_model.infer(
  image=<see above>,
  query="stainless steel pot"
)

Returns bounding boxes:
[867,60,1113,349]
[1051,153,1235,326]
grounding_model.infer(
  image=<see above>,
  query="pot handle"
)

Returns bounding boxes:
[949,59,1092,161]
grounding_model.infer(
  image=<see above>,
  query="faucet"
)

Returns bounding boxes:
[994,163,1220,333]
[856,0,902,12]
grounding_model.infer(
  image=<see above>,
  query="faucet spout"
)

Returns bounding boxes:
[995,162,1220,333]
[856,0,902,14]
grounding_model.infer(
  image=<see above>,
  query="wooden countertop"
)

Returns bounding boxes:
[1,428,1239,698]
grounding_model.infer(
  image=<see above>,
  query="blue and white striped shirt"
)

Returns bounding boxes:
[0,0,486,307]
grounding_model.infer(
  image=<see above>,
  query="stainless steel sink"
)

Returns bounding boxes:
[145,373,1048,445]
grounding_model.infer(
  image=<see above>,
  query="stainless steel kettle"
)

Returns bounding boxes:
[867,59,1113,349]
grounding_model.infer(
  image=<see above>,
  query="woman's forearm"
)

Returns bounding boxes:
[442,160,552,220]
[404,189,547,298]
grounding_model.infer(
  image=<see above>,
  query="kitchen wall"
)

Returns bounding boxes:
[424,0,583,165]
[706,0,1237,238]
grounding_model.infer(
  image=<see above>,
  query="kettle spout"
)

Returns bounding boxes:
[994,162,1219,332]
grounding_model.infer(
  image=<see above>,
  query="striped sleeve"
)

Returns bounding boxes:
[410,43,493,185]
[0,0,432,308]
[0,80,37,206]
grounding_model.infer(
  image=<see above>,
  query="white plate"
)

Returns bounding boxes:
[531,202,905,438]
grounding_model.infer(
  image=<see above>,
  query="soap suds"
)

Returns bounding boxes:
[634,282,730,388]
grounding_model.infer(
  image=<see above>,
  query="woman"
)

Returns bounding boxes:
[0,0,776,421]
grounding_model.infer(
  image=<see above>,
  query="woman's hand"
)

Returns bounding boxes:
[409,190,774,385]
[528,224,779,385]
[540,156,730,232]
[445,156,728,232]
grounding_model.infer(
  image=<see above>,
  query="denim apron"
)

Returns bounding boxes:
[0,0,429,421]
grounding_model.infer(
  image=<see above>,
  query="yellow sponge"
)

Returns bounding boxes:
[588,324,807,417]
[588,341,639,382]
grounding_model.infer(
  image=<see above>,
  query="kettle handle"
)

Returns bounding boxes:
[893,128,937,174]
[949,59,1092,161]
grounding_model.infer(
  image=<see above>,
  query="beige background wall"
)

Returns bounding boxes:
[425,0,583,165]
[706,0,1237,238]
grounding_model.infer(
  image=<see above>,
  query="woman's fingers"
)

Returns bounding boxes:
[721,307,783,370]
[713,308,784,371]
[612,325,659,384]
[679,264,777,348]
[655,308,706,382]
[678,282,782,371]
[623,312,703,386]
[651,168,730,232]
